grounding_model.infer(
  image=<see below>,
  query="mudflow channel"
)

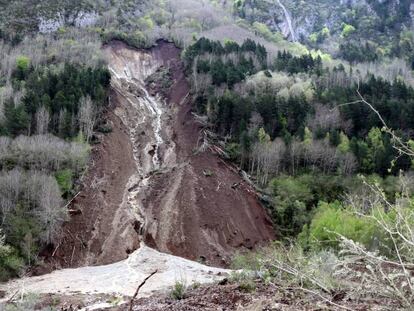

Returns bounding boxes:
[0,41,274,301]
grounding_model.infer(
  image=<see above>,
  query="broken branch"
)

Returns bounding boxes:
[129,270,158,311]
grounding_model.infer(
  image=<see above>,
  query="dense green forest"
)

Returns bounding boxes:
[184,37,414,238]
[185,36,414,305]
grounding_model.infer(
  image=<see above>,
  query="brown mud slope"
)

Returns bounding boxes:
[47,40,274,270]
[46,101,140,269]
[143,42,275,266]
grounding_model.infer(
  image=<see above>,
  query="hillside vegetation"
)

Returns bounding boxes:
[1,0,414,309]
[233,0,414,65]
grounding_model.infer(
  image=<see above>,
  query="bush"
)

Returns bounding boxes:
[341,24,356,38]
[269,174,362,237]
[171,281,186,300]
[231,242,341,294]
[14,56,30,80]
[55,169,73,196]
[298,201,378,251]
[270,175,316,236]
[0,231,24,281]
[101,29,149,49]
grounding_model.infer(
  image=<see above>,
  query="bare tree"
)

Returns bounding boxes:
[35,106,50,135]
[78,96,96,142]
[0,135,90,173]
[289,138,303,175]
[0,169,67,245]
[33,173,66,244]
[250,138,286,185]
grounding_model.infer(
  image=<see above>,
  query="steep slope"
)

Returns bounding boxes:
[44,40,274,270]
[140,41,275,266]
[1,39,274,307]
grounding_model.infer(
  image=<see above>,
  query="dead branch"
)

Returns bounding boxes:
[52,241,62,257]
[70,245,75,265]
[6,290,19,303]
[129,270,158,311]
[288,286,355,311]
[61,192,81,210]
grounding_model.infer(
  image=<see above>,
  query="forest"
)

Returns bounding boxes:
[184,37,414,238]
[0,26,110,280]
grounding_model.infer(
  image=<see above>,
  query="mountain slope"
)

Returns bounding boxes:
[234,0,414,63]
[40,40,274,271]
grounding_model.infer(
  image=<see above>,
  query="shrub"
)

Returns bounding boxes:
[16,56,30,71]
[231,242,341,295]
[341,24,356,38]
[101,29,149,49]
[298,201,378,251]
[3,293,40,311]
[55,169,73,196]
[14,56,30,80]
[0,231,24,281]
[171,281,186,300]
[270,175,315,236]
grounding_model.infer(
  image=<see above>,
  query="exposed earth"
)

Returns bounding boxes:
[0,40,274,306]
[2,278,392,310]
[41,40,274,269]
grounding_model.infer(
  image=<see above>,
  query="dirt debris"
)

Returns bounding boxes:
[141,40,275,267]
[38,39,274,271]
[125,281,397,311]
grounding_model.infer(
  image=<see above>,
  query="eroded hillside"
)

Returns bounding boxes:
[29,40,274,272]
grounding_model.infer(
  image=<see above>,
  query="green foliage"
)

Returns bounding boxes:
[5,63,111,138]
[252,21,282,43]
[184,37,267,70]
[309,27,329,44]
[258,128,270,144]
[0,232,24,281]
[55,169,73,196]
[137,15,154,30]
[303,127,312,145]
[269,174,360,237]
[309,33,318,44]
[101,29,149,49]
[321,27,330,38]
[318,76,414,174]
[14,56,31,80]
[16,56,30,71]
[6,204,41,251]
[270,176,315,236]
[341,24,356,38]
[273,51,323,75]
[298,201,378,250]
[3,100,30,136]
[225,142,241,161]
[337,132,350,153]
[171,281,186,300]
[339,41,379,63]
